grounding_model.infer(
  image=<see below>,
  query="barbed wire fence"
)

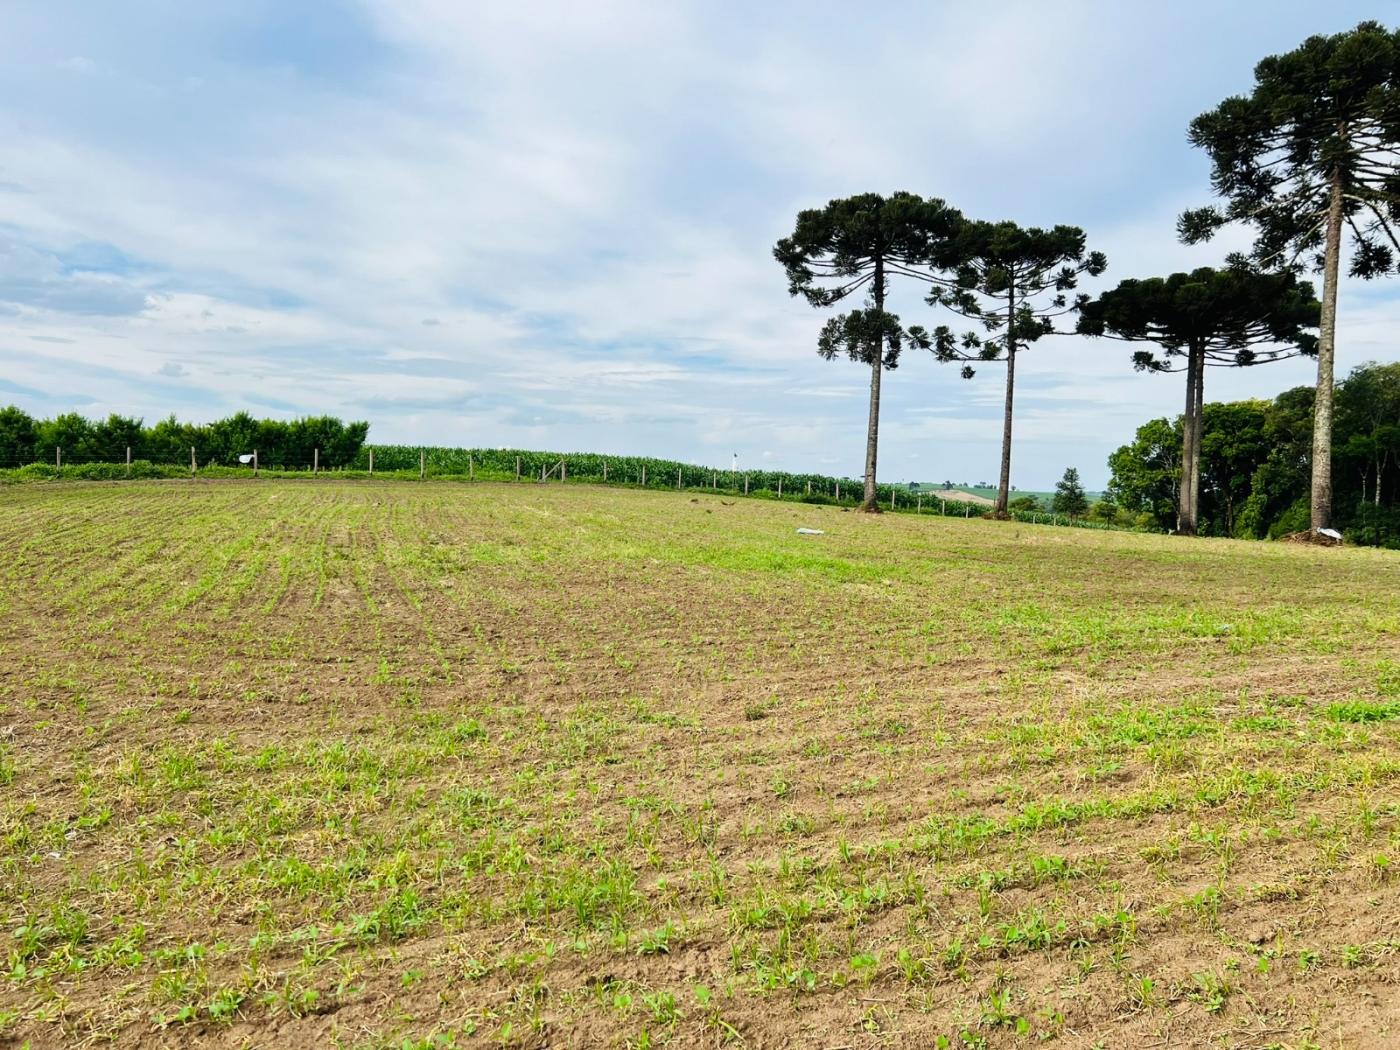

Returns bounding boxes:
[0,444,1133,532]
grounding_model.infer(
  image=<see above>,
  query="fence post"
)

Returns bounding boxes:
[420,449,425,479]
[806,480,811,496]
[940,499,946,515]
[541,463,546,482]
[190,446,197,476]
[835,481,840,502]
[515,455,521,480]
[313,447,319,474]
[254,449,259,476]
[368,449,373,475]
[56,446,61,468]
[125,446,131,477]
[676,467,681,490]
[562,458,567,483]
[744,474,749,495]
[965,503,970,518]
[603,460,608,482]
[641,464,646,487]
[777,478,782,499]
[469,454,474,481]
[892,490,897,511]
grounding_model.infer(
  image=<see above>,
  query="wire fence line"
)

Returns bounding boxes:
[0,444,1136,533]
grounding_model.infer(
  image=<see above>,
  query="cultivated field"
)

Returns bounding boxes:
[2,481,1400,1049]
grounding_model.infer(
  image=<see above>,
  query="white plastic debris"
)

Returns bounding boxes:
[1317,527,1343,541]
[796,528,825,536]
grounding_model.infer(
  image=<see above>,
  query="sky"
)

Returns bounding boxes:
[1,2,1397,488]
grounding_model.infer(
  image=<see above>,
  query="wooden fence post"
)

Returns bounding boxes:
[469,454,474,480]
[420,449,425,479]
[313,447,319,474]
[56,446,62,469]
[806,480,811,496]
[125,446,131,477]
[603,460,608,482]
[190,446,196,476]
[835,481,840,502]
[368,449,373,475]
[777,478,782,498]
[515,455,521,480]
[744,474,749,495]
[254,449,259,476]
[892,490,897,510]
[562,458,567,483]
[641,464,647,487]
[676,467,681,490]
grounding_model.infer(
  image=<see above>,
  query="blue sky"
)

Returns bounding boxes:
[1,2,1396,487]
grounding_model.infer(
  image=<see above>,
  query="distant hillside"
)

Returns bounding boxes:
[907,483,1105,504]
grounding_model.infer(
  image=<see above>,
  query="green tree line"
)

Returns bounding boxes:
[0,407,368,469]
[1107,361,1400,545]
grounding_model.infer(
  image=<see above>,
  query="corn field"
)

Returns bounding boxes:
[355,445,940,511]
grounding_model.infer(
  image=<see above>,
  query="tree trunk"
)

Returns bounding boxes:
[1177,341,1203,536]
[861,254,885,513]
[1192,343,1204,524]
[1311,164,1344,530]
[994,279,1016,518]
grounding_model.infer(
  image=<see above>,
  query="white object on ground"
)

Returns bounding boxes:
[1317,527,1343,541]
[796,528,825,535]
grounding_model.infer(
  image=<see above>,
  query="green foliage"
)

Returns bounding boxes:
[0,407,369,469]
[1078,266,1318,371]
[1052,468,1089,518]
[1111,362,1400,545]
[1179,21,1400,277]
[1344,504,1400,549]
[1199,401,1272,537]
[0,405,37,466]
[927,220,1107,376]
[1107,418,1181,530]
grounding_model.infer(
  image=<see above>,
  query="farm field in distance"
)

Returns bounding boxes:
[3,480,1400,1049]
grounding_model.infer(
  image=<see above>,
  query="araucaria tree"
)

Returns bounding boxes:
[1179,21,1400,530]
[774,193,963,512]
[1078,266,1319,535]
[1052,467,1089,518]
[926,221,1106,517]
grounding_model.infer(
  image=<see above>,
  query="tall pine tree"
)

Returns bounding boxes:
[775,193,963,511]
[1179,21,1400,529]
[925,220,1106,517]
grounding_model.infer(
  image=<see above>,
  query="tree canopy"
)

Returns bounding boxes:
[1077,265,1319,534]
